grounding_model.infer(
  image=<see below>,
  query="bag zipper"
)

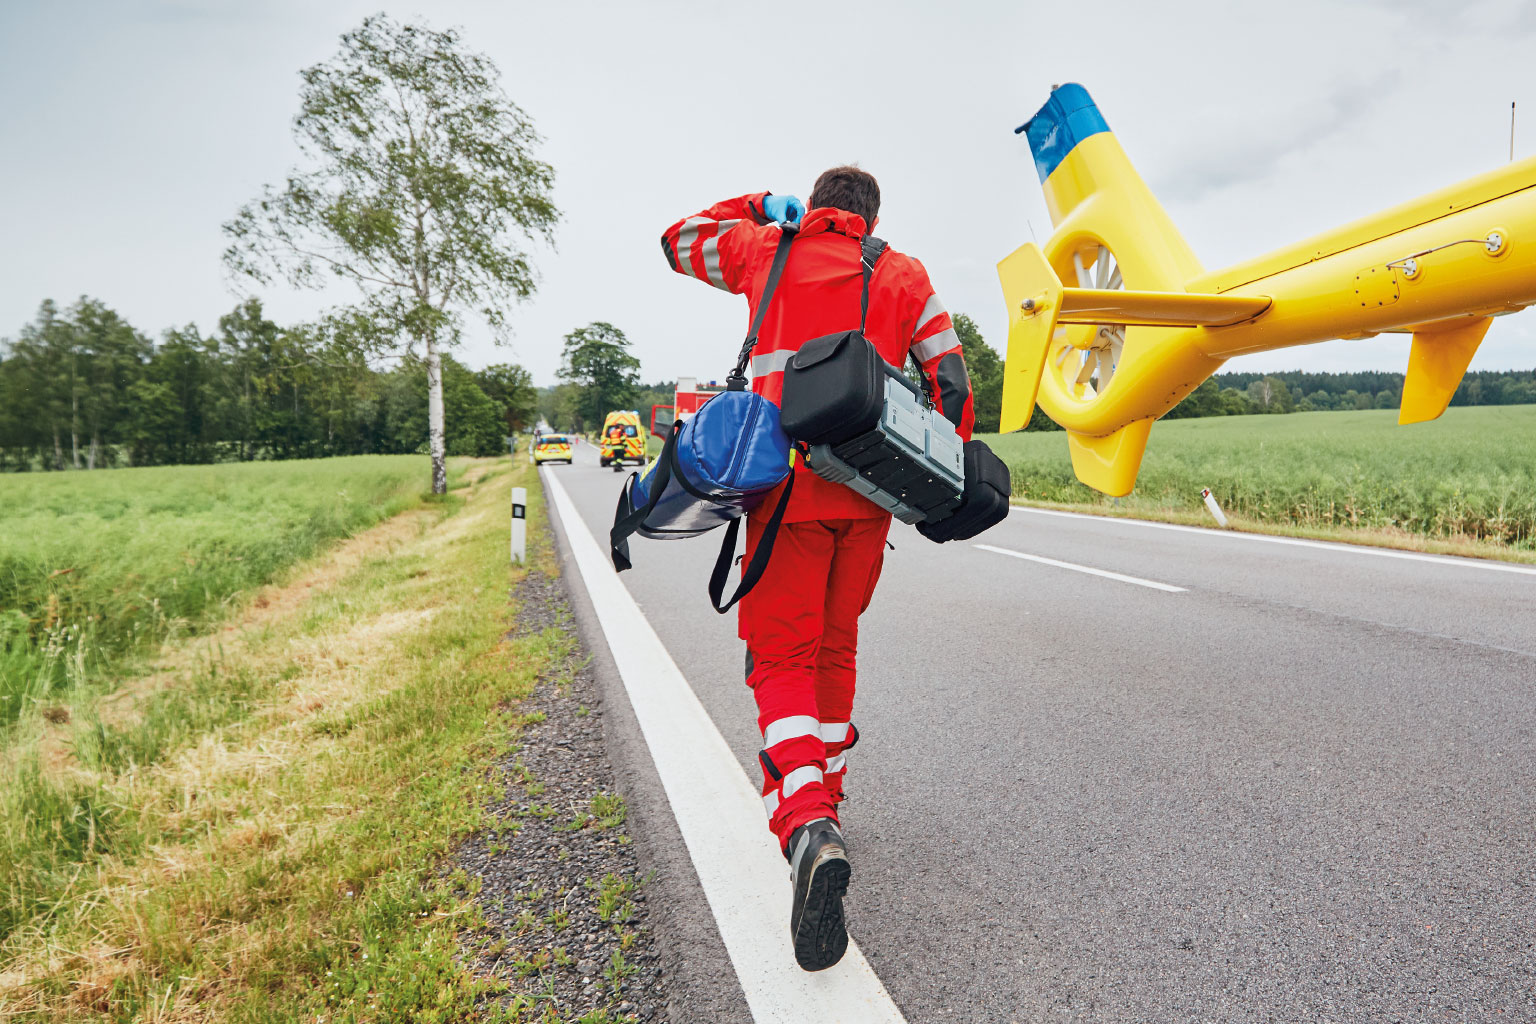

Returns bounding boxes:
[721,396,761,487]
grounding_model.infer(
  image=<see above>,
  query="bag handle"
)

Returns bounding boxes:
[727,225,799,391]
[609,419,683,572]
[706,464,796,613]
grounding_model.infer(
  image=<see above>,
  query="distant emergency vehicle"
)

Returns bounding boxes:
[532,434,573,464]
[599,410,645,466]
[649,377,730,437]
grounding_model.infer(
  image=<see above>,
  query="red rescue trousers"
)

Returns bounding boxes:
[739,514,890,850]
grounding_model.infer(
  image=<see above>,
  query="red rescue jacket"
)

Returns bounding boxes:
[662,192,974,522]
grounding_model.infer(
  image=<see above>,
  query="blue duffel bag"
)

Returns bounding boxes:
[609,227,799,613]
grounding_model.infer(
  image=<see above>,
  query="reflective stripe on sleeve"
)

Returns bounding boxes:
[819,722,850,744]
[825,754,847,774]
[749,348,796,377]
[763,714,821,748]
[763,790,780,816]
[780,764,823,799]
[700,236,728,290]
[675,217,709,278]
[916,293,947,333]
[700,220,742,289]
[912,327,960,364]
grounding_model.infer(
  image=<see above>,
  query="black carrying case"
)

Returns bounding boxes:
[778,233,1013,539]
[780,236,964,524]
[778,328,886,445]
[915,440,1013,543]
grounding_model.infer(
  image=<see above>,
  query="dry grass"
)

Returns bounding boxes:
[0,457,562,1023]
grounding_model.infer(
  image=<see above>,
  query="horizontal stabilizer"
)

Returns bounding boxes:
[1066,419,1153,497]
[1058,288,1270,328]
[1399,317,1491,425]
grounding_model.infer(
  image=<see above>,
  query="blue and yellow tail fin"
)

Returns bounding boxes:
[999,84,1248,496]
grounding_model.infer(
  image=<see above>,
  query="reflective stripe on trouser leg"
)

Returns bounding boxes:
[759,715,826,818]
[763,764,823,816]
[763,714,820,748]
[820,721,856,803]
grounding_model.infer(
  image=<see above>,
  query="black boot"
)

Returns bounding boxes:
[786,817,850,971]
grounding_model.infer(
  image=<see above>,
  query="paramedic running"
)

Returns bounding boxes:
[661,168,974,971]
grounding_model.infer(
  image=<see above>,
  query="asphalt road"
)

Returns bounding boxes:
[543,444,1536,1023]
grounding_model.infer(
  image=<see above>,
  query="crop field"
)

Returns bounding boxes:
[0,456,429,729]
[985,405,1536,551]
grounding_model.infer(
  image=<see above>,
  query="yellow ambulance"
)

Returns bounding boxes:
[599,410,645,467]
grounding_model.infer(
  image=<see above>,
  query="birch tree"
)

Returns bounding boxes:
[223,14,557,492]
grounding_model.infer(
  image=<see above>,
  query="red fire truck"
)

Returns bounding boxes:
[649,376,728,438]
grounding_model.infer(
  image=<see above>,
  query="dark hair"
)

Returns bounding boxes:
[808,165,880,226]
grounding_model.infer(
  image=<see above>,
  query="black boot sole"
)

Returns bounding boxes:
[792,843,851,972]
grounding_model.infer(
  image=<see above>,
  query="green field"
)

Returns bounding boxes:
[983,405,1536,550]
[0,456,430,729]
[0,459,580,1020]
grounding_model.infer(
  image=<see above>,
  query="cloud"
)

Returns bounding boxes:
[1153,69,1402,203]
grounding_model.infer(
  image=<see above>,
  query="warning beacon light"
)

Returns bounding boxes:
[998,83,1536,496]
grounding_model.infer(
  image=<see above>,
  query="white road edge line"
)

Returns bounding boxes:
[1009,505,1536,577]
[975,543,1188,593]
[541,467,908,1024]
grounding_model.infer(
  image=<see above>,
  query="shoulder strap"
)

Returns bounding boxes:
[706,467,795,614]
[728,226,798,389]
[859,235,888,332]
[609,419,683,571]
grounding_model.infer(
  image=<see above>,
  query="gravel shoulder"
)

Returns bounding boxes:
[455,570,671,1022]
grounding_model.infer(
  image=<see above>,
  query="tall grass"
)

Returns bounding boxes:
[0,456,428,730]
[0,459,547,1022]
[987,405,1536,548]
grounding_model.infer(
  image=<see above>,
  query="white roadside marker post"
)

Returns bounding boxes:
[511,486,527,565]
[1201,487,1229,528]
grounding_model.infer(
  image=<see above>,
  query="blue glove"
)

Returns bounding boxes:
[763,194,805,226]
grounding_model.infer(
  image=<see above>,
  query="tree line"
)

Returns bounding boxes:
[0,297,536,471]
[8,293,1532,471]
[1164,366,1536,420]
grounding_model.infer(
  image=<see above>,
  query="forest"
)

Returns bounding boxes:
[4,297,1533,470]
[0,297,539,470]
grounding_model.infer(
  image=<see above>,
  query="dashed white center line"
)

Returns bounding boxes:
[975,543,1188,593]
[542,467,908,1024]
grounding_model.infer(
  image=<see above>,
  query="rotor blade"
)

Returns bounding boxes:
[1094,247,1110,289]
[1073,252,1091,289]
[1107,265,1123,290]
[1075,350,1096,384]
[1055,343,1073,368]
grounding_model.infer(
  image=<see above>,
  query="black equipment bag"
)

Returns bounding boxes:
[779,236,892,446]
[779,235,967,525]
[915,440,1013,543]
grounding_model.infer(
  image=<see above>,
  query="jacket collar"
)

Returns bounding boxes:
[797,207,868,239]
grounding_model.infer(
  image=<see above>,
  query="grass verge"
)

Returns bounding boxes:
[1,456,560,1022]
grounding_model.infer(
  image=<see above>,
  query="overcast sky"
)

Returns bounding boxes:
[3,0,1534,386]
